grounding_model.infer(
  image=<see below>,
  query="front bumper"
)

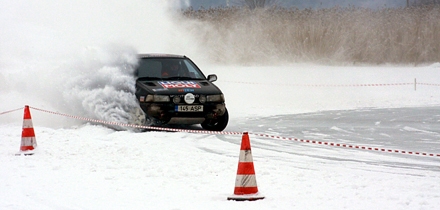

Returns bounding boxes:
[139,102,226,125]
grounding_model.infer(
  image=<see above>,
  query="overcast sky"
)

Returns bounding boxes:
[185,0,407,9]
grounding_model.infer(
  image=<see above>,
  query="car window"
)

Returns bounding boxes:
[136,57,206,80]
[182,60,204,79]
[137,59,162,78]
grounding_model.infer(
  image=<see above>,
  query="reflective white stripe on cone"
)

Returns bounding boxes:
[227,132,264,201]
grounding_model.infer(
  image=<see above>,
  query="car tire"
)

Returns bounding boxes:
[201,108,229,131]
[128,107,146,132]
[141,115,163,131]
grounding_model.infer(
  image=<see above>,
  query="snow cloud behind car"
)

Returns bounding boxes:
[0,1,193,129]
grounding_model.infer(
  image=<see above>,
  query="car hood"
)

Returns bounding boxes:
[136,80,222,95]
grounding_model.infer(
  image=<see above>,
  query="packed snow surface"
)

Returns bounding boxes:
[2,64,440,210]
[1,1,440,209]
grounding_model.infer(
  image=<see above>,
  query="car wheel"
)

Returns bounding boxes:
[144,115,155,126]
[127,107,147,132]
[141,115,162,131]
[201,108,229,131]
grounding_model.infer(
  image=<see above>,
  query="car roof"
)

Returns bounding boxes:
[138,53,186,59]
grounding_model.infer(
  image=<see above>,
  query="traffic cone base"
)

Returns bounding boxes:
[227,193,265,201]
[227,132,264,201]
[15,151,35,156]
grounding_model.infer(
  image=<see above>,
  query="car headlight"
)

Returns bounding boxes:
[199,95,206,104]
[206,94,224,102]
[145,95,170,102]
[172,95,181,104]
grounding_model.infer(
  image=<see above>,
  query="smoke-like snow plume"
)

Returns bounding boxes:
[62,46,142,130]
[1,44,142,130]
[0,0,188,129]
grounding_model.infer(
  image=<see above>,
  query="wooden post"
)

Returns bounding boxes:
[414,78,417,91]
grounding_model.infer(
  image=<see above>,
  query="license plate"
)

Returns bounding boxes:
[175,105,203,112]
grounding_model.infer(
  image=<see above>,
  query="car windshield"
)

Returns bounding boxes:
[135,57,206,80]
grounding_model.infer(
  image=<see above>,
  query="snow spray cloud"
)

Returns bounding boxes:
[0,0,199,128]
[61,46,141,130]
[0,44,141,129]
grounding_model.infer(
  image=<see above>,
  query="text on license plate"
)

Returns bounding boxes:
[175,105,203,112]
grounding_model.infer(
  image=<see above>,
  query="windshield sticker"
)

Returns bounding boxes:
[159,81,201,89]
[152,88,168,92]
[178,88,195,93]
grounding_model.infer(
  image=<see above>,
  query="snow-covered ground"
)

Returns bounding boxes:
[1,63,440,210]
[1,1,440,209]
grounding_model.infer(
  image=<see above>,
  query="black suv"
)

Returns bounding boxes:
[134,54,228,131]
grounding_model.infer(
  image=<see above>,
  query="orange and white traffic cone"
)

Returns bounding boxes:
[227,132,264,201]
[16,105,37,156]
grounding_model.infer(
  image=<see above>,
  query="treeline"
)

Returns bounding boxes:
[412,0,440,6]
[181,6,440,65]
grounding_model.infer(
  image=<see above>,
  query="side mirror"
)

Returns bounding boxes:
[207,74,217,82]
